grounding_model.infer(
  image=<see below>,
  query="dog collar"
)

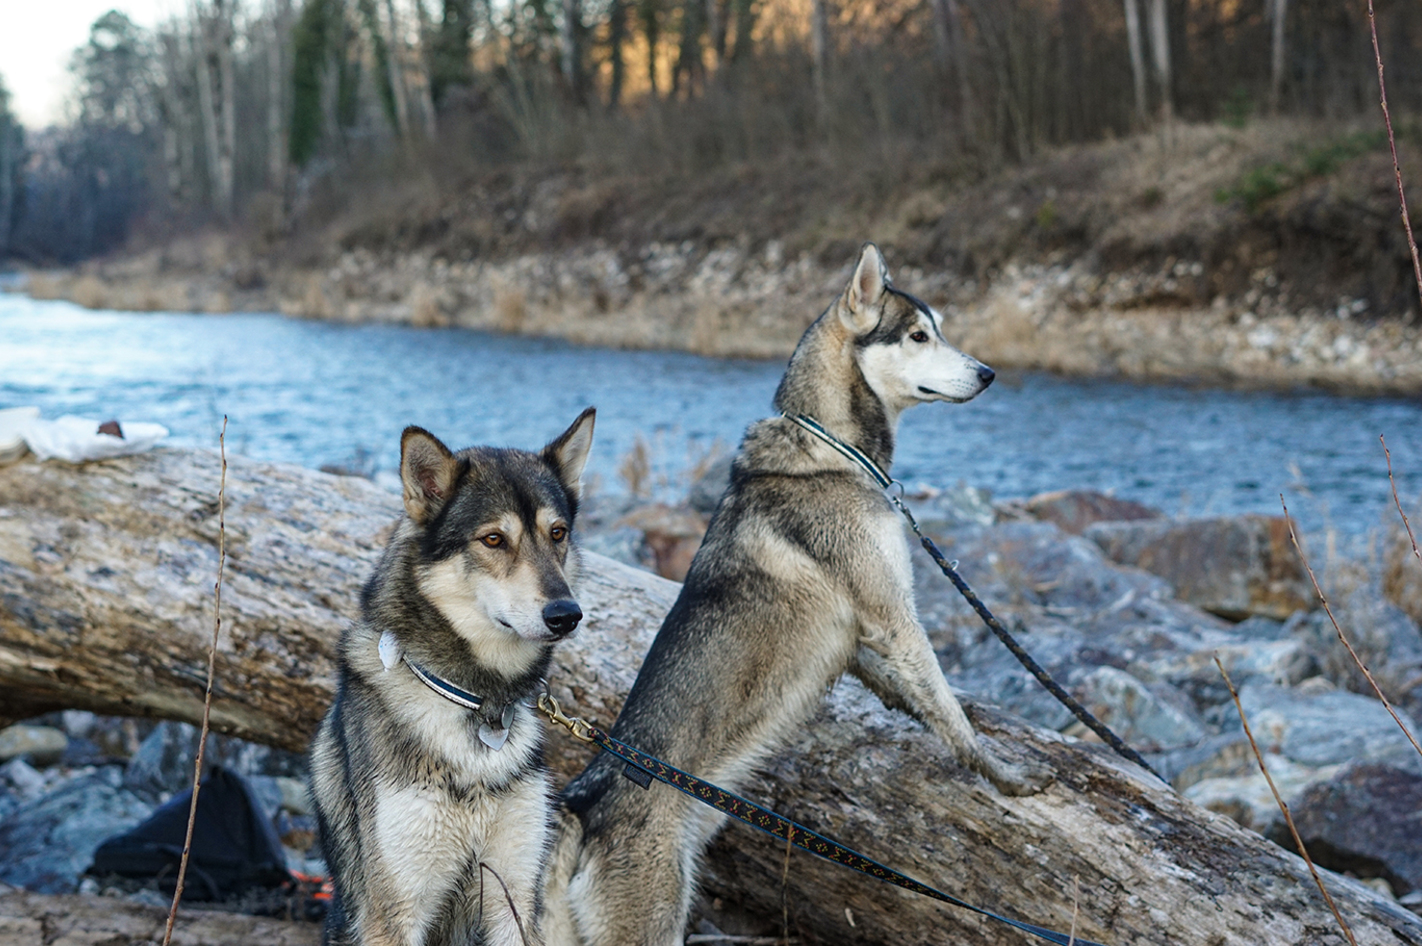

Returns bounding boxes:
[782,413,894,489]
[378,630,517,750]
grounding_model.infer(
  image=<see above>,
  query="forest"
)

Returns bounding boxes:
[0,0,1419,267]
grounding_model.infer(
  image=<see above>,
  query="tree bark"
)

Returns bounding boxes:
[1146,0,1172,133]
[1269,0,1288,114]
[0,888,317,945]
[1,450,1420,944]
[268,0,293,189]
[1122,0,1147,126]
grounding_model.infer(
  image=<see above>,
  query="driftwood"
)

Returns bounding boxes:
[2,448,1420,945]
[0,887,318,945]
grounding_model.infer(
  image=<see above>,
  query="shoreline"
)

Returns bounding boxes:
[15,244,1422,399]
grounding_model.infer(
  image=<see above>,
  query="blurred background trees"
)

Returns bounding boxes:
[0,0,1419,265]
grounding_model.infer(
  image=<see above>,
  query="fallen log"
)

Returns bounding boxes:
[1,449,1419,945]
[0,887,318,946]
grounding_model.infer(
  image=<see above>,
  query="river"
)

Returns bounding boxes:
[3,294,1421,540]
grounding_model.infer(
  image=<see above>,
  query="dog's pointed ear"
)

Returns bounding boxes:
[543,407,596,502]
[843,242,891,334]
[400,426,458,524]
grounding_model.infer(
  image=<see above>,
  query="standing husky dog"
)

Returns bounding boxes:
[546,245,1050,946]
[312,409,596,946]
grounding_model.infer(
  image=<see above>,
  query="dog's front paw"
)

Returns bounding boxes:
[988,757,1054,796]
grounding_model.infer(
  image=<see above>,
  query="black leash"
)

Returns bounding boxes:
[783,413,1163,782]
[538,695,1104,946]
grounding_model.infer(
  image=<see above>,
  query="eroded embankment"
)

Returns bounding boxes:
[19,119,1422,394]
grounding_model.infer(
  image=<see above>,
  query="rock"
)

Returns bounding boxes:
[1085,514,1314,620]
[125,720,310,805]
[1023,489,1164,535]
[1236,684,1422,768]
[0,725,67,766]
[1072,665,1207,750]
[0,758,48,801]
[1288,595,1422,718]
[911,483,997,531]
[618,503,707,581]
[0,767,151,893]
[1184,755,1339,834]
[1274,761,1422,896]
[1146,732,1253,790]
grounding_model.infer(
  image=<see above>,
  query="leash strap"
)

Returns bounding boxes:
[784,413,1163,782]
[539,696,1104,946]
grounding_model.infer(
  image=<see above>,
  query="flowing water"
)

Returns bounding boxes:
[4,293,1422,539]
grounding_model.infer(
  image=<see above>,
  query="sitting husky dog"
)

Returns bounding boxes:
[546,245,1050,946]
[312,409,595,946]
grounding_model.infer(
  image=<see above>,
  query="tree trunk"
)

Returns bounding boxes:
[0,888,317,946]
[1122,0,1147,126]
[383,0,413,137]
[1146,0,1172,133]
[561,0,584,104]
[1269,0,1288,114]
[810,0,830,127]
[217,0,237,217]
[1,450,1420,944]
[194,13,226,218]
[268,0,292,189]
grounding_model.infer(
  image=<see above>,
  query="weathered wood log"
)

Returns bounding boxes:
[1,449,1420,945]
[0,887,318,945]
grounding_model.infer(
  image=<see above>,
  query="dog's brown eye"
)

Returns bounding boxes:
[480,533,505,548]
[910,331,929,343]
[550,525,568,542]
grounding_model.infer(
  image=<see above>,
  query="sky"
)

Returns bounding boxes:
[0,1,175,128]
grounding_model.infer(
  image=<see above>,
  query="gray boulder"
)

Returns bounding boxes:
[1022,489,1164,535]
[1237,683,1422,767]
[0,725,68,766]
[1085,515,1314,620]
[1272,761,1422,897]
[0,767,151,893]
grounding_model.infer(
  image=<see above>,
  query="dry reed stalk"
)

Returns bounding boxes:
[1382,435,1421,565]
[1067,875,1079,946]
[1213,655,1358,946]
[477,862,531,946]
[160,416,228,946]
[1366,0,1422,309]
[1280,494,1422,760]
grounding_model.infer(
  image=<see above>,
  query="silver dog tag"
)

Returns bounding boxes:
[478,721,510,751]
[477,704,518,751]
[378,630,401,671]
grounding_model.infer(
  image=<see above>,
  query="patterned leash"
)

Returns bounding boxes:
[539,694,1105,946]
[783,413,1163,783]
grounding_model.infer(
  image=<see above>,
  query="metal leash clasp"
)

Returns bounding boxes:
[538,692,596,744]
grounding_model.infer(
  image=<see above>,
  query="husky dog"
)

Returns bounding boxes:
[545,245,1051,946]
[312,409,596,946]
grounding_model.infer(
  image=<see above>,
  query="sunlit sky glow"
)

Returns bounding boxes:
[0,2,175,128]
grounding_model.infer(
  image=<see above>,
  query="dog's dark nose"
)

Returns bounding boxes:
[542,599,583,637]
[976,364,996,386]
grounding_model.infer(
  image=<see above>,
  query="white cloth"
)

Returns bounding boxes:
[20,414,169,462]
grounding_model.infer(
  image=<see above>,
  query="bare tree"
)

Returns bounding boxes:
[383,0,412,135]
[560,0,584,103]
[811,0,831,125]
[1146,0,1172,131]
[267,0,291,189]
[1268,0,1288,114]
[194,0,235,219]
[1122,0,1146,126]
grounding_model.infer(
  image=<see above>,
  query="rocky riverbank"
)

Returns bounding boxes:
[15,119,1422,395]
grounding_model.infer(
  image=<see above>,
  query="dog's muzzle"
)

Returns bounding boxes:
[542,598,583,637]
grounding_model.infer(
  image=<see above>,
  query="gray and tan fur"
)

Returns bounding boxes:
[312,409,596,946]
[544,245,1050,946]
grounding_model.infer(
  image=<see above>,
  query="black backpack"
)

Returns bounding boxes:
[89,765,291,901]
